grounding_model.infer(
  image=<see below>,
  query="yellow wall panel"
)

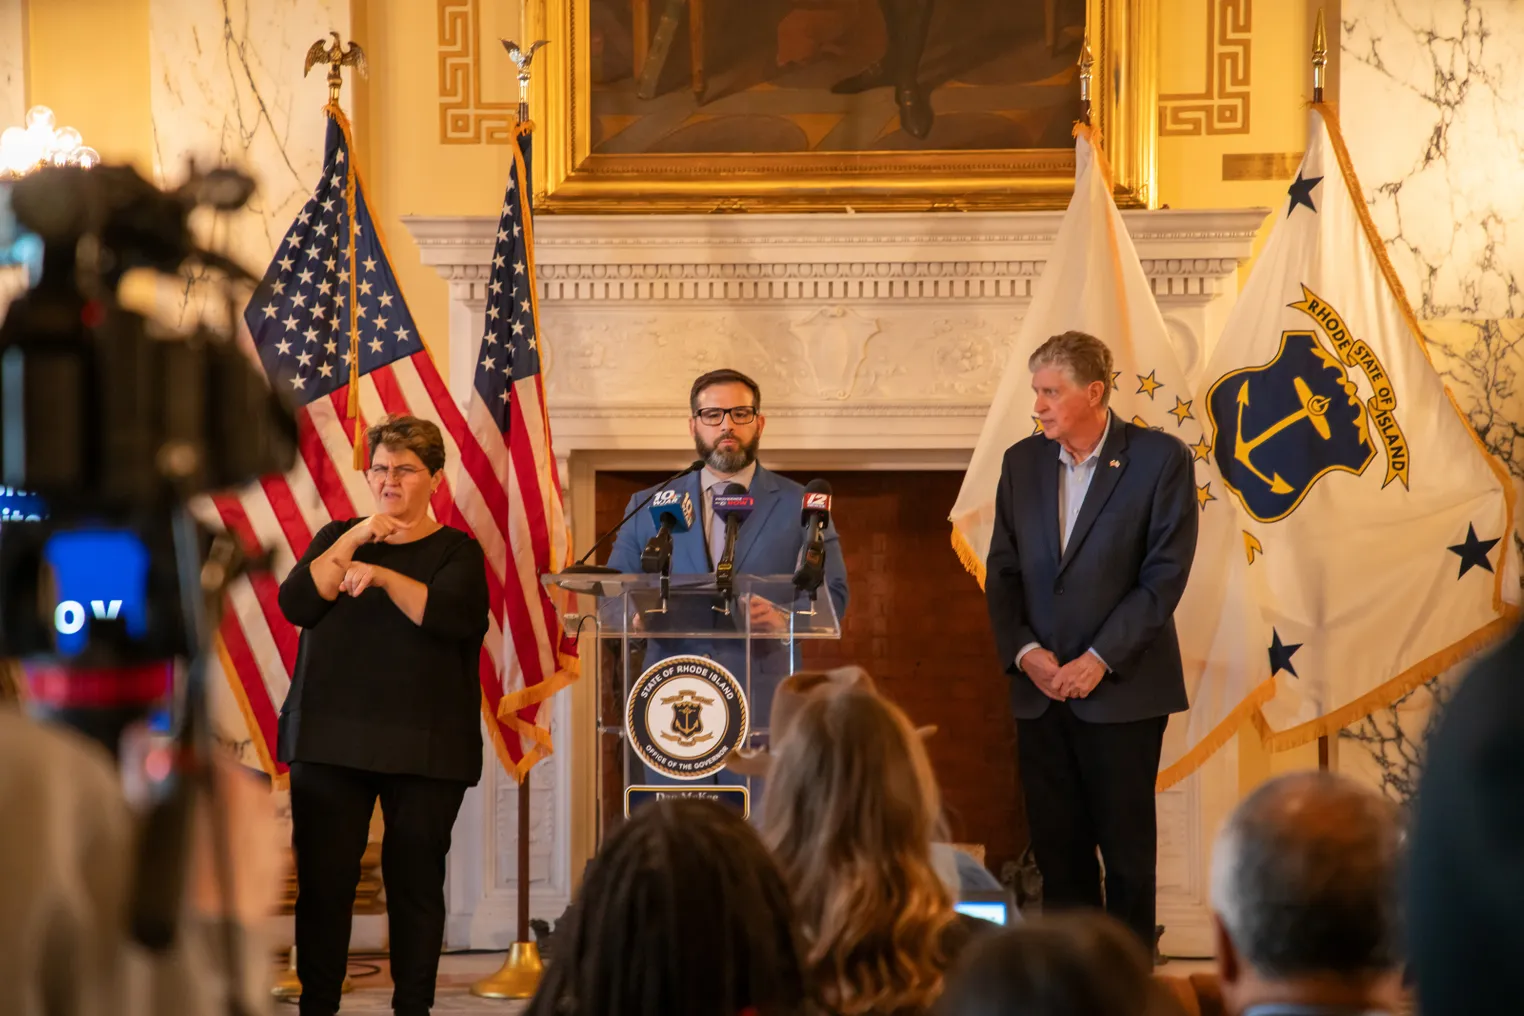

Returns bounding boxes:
[351,0,528,369]
[27,0,154,175]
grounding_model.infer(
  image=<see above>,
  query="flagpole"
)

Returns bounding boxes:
[471,35,551,1003]
[271,35,372,1000]
[302,32,370,469]
[1312,6,1331,771]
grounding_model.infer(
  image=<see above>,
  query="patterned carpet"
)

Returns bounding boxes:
[269,954,529,1015]
[298,990,527,1014]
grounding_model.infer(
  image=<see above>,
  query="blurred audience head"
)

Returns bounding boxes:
[763,671,956,1015]
[937,912,1167,1016]
[525,798,805,1016]
[1210,771,1404,1015]
[1408,633,1524,1016]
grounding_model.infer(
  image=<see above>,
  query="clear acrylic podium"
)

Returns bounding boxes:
[544,572,840,841]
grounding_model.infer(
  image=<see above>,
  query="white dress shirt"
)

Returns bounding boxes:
[1016,415,1112,673]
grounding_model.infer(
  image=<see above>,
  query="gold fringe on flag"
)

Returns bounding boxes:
[1071,121,1115,193]
[951,528,987,589]
[324,101,366,470]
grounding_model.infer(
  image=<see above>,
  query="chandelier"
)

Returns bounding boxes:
[0,106,100,177]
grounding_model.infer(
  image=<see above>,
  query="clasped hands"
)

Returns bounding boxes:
[336,514,410,597]
[1021,648,1105,701]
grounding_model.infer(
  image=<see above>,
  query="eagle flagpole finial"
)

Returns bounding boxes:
[305,31,368,105]
[502,39,549,124]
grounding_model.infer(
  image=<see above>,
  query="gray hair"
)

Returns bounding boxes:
[1028,331,1114,407]
[1210,772,1404,978]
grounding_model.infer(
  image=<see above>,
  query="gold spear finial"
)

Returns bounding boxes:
[305,31,368,105]
[502,39,550,124]
[1078,36,1095,123]
[1312,7,1328,103]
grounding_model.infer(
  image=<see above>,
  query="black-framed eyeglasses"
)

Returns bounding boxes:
[693,406,758,426]
[367,465,426,481]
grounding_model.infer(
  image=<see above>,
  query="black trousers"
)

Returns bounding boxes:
[289,761,469,1016]
[1017,703,1167,950]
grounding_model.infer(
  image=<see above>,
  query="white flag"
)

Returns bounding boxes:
[1186,104,1517,756]
[950,126,1258,788]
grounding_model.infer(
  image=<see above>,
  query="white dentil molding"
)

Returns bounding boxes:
[406,208,1267,426]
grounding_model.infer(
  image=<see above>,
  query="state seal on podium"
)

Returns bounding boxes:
[626,654,749,781]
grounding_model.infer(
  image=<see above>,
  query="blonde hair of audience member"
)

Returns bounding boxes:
[763,684,958,1016]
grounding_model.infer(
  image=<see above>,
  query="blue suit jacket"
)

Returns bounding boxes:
[607,464,849,619]
[984,413,1197,722]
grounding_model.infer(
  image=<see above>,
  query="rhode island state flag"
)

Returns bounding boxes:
[1176,102,1518,770]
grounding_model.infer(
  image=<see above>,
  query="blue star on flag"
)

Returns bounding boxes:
[1447,523,1500,579]
[1286,171,1323,218]
[1268,628,1302,679]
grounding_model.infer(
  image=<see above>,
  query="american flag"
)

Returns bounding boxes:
[465,123,578,773]
[211,106,574,781]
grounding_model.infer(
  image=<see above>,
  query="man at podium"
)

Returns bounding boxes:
[607,369,850,793]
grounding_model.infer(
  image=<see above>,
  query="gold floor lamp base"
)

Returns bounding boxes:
[470,941,543,999]
[271,946,354,998]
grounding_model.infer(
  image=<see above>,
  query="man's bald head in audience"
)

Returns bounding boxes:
[1210,772,1404,1014]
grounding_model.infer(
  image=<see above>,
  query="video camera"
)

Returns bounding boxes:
[0,161,297,959]
[0,162,296,673]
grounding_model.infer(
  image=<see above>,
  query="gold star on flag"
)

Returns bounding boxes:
[1032,416,1044,436]
[1136,370,1163,399]
[1131,415,1163,432]
[1110,370,1121,391]
[1169,396,1194,426]
[1190,435,1213,461]
[1196,482,1216,510]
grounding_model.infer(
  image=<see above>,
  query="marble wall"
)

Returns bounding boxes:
[1339,0,1524,802]
[1343,0,1523,321]
[148,0,349,757]
[149,0,348,325]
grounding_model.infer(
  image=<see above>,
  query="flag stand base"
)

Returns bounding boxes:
[470,941,543,999]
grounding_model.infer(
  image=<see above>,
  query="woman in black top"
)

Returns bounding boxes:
[277,414,489,1016]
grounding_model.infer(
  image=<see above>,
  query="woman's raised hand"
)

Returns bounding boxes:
[356,513,409,544]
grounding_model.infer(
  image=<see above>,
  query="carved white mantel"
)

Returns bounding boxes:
[405,208,1267,955]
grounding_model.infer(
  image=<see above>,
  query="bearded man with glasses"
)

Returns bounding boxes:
[607,370,850,801]
[276,413,490,1016]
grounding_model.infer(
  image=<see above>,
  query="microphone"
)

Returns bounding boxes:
[712,482,755,598]
[641,489,695,573]
[794,479,832,596]
[564,459,705,574]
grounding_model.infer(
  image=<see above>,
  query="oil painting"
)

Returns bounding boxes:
[528,0,1158,211]
[586,0,1087,154]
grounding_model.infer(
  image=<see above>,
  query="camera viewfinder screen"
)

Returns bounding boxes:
[42,529,150,656]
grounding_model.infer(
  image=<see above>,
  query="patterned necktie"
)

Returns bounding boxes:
[708,484,727,567]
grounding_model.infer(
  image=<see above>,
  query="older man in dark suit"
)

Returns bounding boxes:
[985,330,1198,948]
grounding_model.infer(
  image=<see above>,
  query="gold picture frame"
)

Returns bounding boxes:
[523,0,1158,212]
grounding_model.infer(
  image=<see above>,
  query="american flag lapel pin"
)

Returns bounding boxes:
[1109,459,1120,468]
